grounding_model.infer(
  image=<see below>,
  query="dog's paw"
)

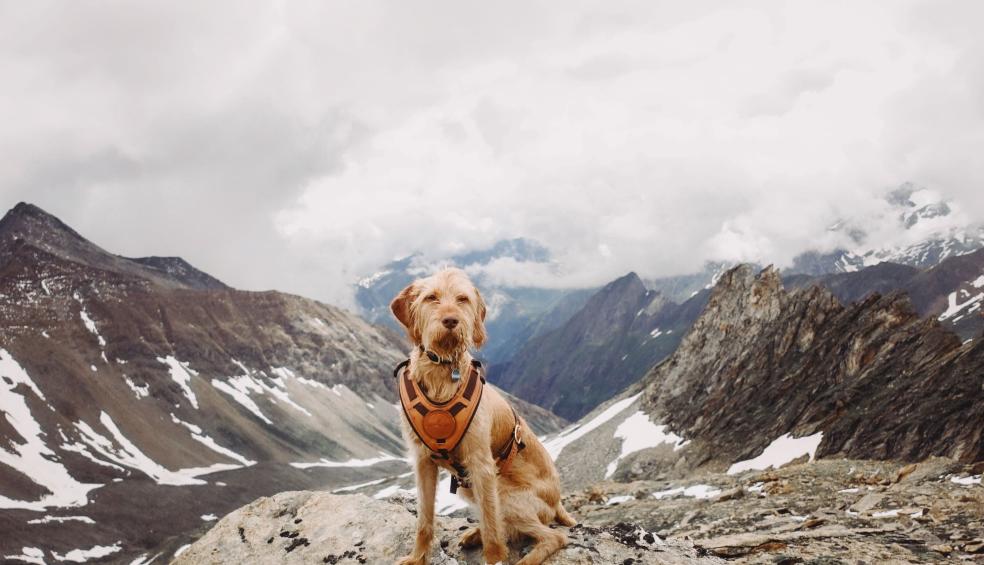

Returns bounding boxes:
[396,555,426,565]
[458,526,482,548]
[483,542,508,564]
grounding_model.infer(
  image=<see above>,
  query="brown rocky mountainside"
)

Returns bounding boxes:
[550,264,982,490]
[785,247,984,340]
[647,264,983,467]
[0,203,563,563]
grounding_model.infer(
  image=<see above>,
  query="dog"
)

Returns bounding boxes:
[391,268,576,565]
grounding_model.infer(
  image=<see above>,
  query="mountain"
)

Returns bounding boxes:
[785,247,984,340]
[0,203,411,561]
[355,238,592,364]
[0,202,228,290]
[491,273,709,420]
[786,182,984,276]
[548,264,983,490]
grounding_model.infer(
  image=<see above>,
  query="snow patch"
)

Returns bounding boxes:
[605,411,686,478]
[543,393,641,461]
[75,413,206,486]
[0,349,102,511]
[201,513,217,521]
[173,544,191,558]
[605,495,634,506]
[169,414,255,467]
[652,484,722,500]
[331,477,387,493]
[52,542,121,562]
[357,270,391,288]
[123,375,150,399]
[157,356,199,409]
[27,515,95,525]
[290,453,403,469]
[4,547,45,565]
[78,308,106,348]
[727,432,823,475]
[211,378,271,424]
[951,474,982,486]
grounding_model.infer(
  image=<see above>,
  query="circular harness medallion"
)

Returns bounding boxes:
[422,410,456,439]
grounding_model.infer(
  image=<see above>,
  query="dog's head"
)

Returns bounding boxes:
[390,268,487,356]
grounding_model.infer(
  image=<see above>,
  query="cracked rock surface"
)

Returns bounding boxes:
[172,491,723,564]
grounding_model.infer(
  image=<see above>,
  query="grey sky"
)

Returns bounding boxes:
[2,1,983,308]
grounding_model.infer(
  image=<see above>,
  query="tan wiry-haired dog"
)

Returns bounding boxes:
[391,268,575,565]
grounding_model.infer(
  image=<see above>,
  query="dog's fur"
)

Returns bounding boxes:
[391,268,575,565]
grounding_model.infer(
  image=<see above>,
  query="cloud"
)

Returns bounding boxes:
[2,0,984,307]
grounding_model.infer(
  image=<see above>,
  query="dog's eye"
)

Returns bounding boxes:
[424,294,438,302]
[456,295,469,303]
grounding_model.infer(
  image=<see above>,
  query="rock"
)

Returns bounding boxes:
[894,463,918,483]
[765,481,794,495]
[715,487,745,502]
[963,540,984,553]
[781,454,810,469]
[173,491,724,564]
[849,492,884,514]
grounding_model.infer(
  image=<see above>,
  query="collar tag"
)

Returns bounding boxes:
[451,369,461,381]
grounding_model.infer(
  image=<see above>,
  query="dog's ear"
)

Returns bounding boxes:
[472,288,487,349]
[390,282,422,343]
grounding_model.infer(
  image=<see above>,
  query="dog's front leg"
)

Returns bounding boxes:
[397,454,438,565]
[463,452,507,564]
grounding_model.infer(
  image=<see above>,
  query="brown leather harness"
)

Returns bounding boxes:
[394,355,525,493]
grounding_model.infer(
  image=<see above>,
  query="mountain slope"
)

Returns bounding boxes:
[785,248,984,339]
[492,273,708,420]
[548,265,983,489]
[0,209,411,561]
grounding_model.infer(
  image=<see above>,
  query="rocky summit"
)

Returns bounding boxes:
[172,491,722,565]
[646,264,984,468]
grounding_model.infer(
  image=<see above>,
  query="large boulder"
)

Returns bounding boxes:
[173,491,723,564]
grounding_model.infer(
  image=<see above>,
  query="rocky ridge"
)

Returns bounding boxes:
[172,490,723,565]
[548,264,982,492]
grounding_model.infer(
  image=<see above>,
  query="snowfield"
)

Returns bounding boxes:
[727,432,824,475]
[543,393,642,461]
[605,410,687,478]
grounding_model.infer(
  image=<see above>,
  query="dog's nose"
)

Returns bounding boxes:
[442,317,459,329]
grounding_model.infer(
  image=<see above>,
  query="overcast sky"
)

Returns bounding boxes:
[2,1,983,308]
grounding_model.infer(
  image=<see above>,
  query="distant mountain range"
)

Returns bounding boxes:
[355,183,984,422]
[355,238,593,364]
[786,182,984,276]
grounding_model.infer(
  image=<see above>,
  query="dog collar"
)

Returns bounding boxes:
[419,345,455,365]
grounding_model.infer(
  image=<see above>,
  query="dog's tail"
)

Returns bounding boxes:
[554,503,577,527]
